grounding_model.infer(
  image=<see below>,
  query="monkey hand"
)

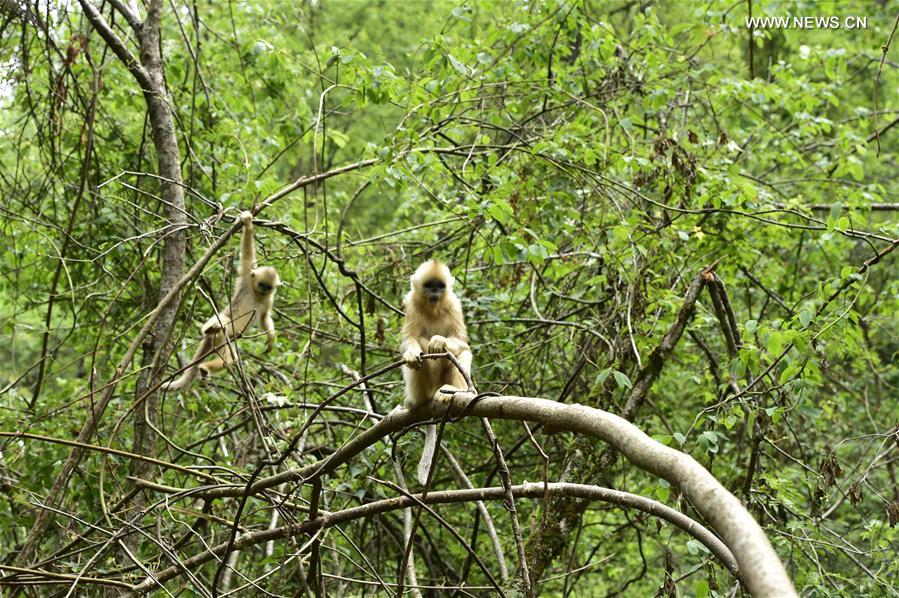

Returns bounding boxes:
[427,335,447,354]
[265,334,276,353]
[238,211,253,226]
[201,321,223,336]
[403,348,423,369]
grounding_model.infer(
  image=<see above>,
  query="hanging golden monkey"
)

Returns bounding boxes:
[163,212,280,391]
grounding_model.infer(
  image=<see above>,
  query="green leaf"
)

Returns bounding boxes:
[594,368,612,385]
[612,370,632,390]
[696,580,710,598]
[447,54,469,76]
[766,330,784,356]
[491,245,504,265]
[328,129,349,149]
[799,310,813,327]
[656,484,670,502]
[829,202,842,220]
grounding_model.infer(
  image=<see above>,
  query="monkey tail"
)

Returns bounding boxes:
[416,424,438,485]
[160,335,214,392]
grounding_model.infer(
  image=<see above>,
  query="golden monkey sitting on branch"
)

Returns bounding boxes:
[400,260,473,484]
[162,211,281,392]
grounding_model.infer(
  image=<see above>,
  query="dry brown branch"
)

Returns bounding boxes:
[481,417,531,595]
[130,482,743,594]
[442,448,510,582]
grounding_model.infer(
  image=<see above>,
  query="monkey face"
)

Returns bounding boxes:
[423,278,446,304]
[251,266,281,296]
[410,260,454,306]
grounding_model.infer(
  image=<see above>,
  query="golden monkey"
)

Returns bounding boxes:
[162,211,280,392]
[400,260,473,484]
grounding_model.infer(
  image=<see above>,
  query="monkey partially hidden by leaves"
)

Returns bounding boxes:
[162,211,280,392]
[400,260,473,484]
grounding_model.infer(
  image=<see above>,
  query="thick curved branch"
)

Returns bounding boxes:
[130,482,740,593]
[136,395,795,596]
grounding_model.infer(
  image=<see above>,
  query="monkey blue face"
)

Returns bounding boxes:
[251,266,281,296]
[423,278,446,304]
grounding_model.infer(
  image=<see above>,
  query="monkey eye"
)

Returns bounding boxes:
[251,272,256,278]
[424,279,445,291]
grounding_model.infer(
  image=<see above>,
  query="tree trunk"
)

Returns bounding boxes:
[14,0,185,565]
[129,0,187,480]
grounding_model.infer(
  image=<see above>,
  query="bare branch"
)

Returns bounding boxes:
[131,482,742,594]
[622,270,708,419]
[135,393,794,596]
[77,0,152,91]
[108,0,142,32]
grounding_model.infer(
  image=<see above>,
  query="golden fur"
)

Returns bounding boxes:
[400,260,472,483]
[162,212,280,392]
[400,260,472,406]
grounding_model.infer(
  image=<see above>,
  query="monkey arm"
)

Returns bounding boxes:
[400,336,425,368]
[238,211,256,278]
[400,336,424,352]
[260,308,276,352]
[427,335,470,356]
[201,312,230,336]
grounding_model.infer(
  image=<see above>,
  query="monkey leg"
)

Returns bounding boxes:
[456,349,472,377]
[200,315,228,337]
[443,349,472,390]
[434,348,474,401]
[403,364,437,409]
[198,358,224,379]
[435,384,475,401]
[198,335,236,380]
[435,384,460,398]
[445,337,471,356]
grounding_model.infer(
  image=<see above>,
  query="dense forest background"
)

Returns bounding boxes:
[1,0,898,595]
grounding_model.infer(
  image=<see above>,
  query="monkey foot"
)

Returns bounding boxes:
[435,386,475,402]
